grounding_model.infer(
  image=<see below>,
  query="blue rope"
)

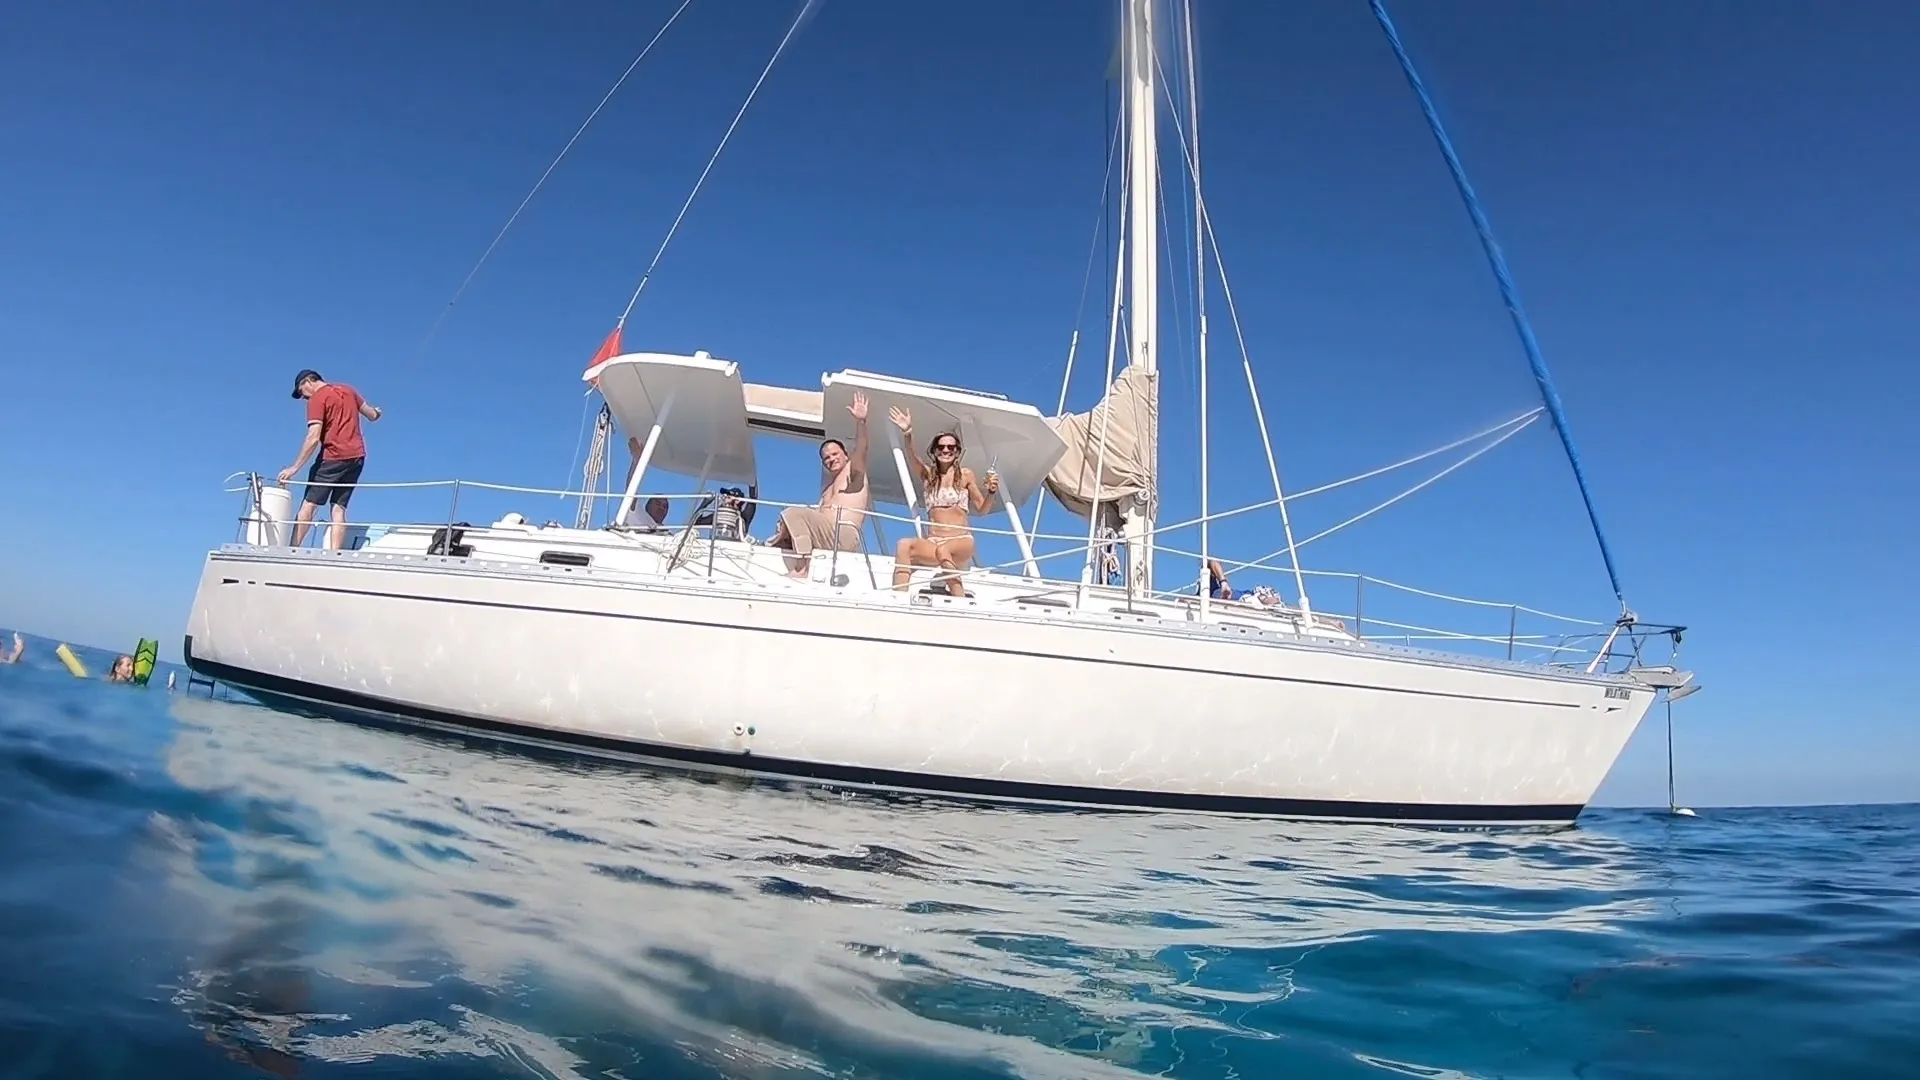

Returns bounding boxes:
[1368,0,1628,609]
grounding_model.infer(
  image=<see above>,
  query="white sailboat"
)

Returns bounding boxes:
[183,0,1693,826]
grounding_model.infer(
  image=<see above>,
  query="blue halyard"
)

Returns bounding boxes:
[1369,0,1631,613]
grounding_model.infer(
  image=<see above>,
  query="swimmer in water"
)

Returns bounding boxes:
[0,633,22,664]
[107,655,136,683]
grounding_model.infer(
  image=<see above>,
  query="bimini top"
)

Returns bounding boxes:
[818,369,1066,510]
[585,351,757,486]
[586,352,1068,508]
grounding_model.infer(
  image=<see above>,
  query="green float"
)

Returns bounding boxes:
[132,638,159,686]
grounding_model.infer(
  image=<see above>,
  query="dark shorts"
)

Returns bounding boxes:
[304,457,365,507]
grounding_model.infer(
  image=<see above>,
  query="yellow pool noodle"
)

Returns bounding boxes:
[54,643,89,679]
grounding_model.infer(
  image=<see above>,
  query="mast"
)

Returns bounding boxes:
[1121,0,1159,596]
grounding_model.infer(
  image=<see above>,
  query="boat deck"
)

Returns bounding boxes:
[209,517,1657,690]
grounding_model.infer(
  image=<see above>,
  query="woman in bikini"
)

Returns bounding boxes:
[887,407,999,596]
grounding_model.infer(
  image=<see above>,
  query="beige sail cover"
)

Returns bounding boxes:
[1043,365,1158,519]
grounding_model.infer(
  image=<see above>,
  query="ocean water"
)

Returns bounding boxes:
[1,656,1916,1079]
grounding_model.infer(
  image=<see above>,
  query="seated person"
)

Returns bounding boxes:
[622,496,672,531]
[618,435,673,531]
[887,407,999,597]
[768,393,871,579]
[1202,559,1234,600]
[692,484,757,541]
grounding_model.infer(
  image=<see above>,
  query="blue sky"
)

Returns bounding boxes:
[1,0,1912,807]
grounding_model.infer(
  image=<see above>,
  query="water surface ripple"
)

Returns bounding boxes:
[1,666,1914,1078]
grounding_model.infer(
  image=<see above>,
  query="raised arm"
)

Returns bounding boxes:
[887,406,928,482]
[624,435,643,486]
[741,482,759,530]
[848,391,872,479]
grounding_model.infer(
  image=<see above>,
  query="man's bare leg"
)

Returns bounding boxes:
[289,500,321,547]
[785,546,812,578]
[785,536,813,578]
[327,504,349,551]
[768,514,808,576]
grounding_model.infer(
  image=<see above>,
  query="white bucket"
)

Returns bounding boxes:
[245,483,293,547]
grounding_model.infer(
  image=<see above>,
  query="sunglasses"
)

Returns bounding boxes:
[933,443,960,453]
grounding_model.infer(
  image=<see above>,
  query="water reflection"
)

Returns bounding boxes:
[157,696,1656,1076]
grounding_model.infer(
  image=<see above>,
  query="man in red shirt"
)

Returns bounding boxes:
[279,368,382,550]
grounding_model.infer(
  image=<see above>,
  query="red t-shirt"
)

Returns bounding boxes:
[306,383,367,461]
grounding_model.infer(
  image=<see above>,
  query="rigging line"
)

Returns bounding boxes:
[1149,405,1542,536]
[1666,696,1678,813]
[412,0,696,362]
[1156,159,1195,469]
[1154,142,1207,541]
[1206,191,1310,611]
[617,0,819,327]
[1147,46,1310,615]
[576,404,613,528]
[1361,575,1605,626]
[1150,14,1199,437]
[1182,0,1209,620]
[1033,108,1125,548]
[1240,410,1542,568]
[1149,148,1205,572]
[1287,405,1542,501]
[1059,110,1126,417]
[562,391,597,498]
[1369,0,1628,609]
[1079,124,1133,600]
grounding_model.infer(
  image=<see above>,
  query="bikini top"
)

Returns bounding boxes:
[926,477,967,510]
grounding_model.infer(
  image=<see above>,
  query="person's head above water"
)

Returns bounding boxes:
[108,655,134,682]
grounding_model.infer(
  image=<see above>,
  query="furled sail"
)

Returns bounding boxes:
[1042,365,1158,520]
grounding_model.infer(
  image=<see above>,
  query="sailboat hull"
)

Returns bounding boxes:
[183,549,1653,826]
